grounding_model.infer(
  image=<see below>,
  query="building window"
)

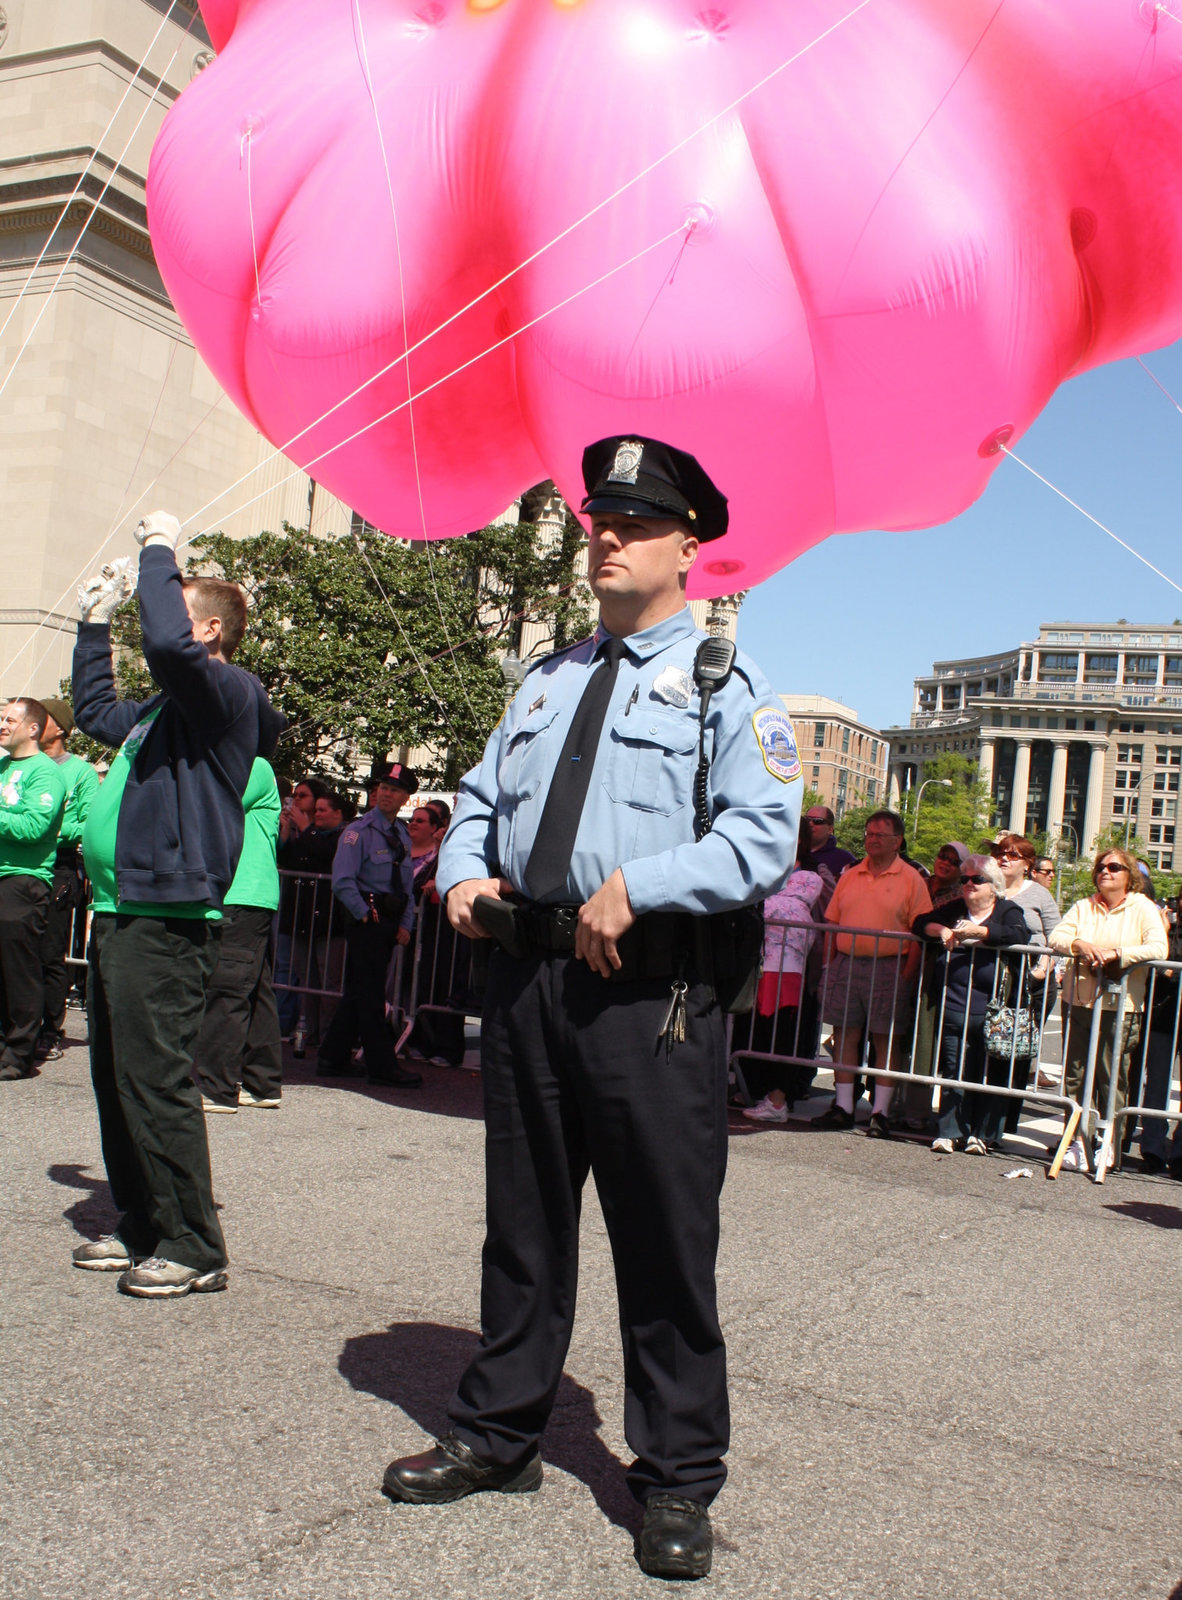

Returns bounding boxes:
[1154,772,1181,792]
[1115,772,1128,789]
[867,780,877,802]
[841,727,850,753]
[1085,654,1118,680]
[812,765,820,781]
[1039,653,1078,679]
[1151,825,1162,843]
[814,723,826,746]
[1113,796,1126,814]
[1117,744,1143,764]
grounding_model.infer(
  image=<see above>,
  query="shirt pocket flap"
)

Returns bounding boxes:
[612,707,698,754]
[507,700,562,746]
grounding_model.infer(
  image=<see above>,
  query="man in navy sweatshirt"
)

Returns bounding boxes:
[70,515,284,1298]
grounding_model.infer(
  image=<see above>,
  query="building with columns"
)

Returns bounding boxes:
[884,623,1182,867]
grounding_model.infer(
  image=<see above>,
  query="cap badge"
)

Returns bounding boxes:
[608,440,644,484]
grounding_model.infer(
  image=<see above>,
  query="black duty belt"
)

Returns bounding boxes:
[473,896,698,982]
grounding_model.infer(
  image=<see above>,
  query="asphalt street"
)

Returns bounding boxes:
[3,1015,1181,1600]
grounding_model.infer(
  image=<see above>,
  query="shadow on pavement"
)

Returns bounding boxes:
[339,1321,639,1533]
[1102,1199,1182,1230]
[47,1162,118,1240]
[283,1060,484,1122]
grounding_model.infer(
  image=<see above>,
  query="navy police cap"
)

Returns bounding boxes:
[580,435,728,542]
[376,762,419,794]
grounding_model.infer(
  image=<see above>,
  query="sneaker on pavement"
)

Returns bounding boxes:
[117,1257,228,1298]
[427,1056,453,1068]
[238,1089,280,1108]
[931,1137,955,1154]
[812,1103,856,1131]
[1060,1136,1087,1171]
[742,1095,789,1123]
[201,1094,239,1113]
[866,1111,893,1140]
[73,1234,137,1272]
[965,1135,987,1155]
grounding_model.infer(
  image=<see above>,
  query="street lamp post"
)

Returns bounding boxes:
[1053,821,1079,906]
[912,777,953,839]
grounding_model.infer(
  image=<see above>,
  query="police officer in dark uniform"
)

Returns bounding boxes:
[317,764,420,1088]
[382,438,801,1580]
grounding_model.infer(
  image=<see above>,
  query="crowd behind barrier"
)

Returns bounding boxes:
[39,829,1182,1186]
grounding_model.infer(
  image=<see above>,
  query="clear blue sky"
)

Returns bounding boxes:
[738,336,1182,733]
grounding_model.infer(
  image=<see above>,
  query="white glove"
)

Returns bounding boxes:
[78,558,136,624]
[134,511,182,551]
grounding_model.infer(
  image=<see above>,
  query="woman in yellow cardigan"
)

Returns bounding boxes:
[1049,847,1167,1171]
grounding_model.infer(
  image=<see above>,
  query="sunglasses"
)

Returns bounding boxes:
[995,851,1022,862]
[962,873,991,886]
[1095,863,1128,875]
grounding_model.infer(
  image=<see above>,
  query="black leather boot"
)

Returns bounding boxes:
[636,1494,713,1579]
[382,1433,542,1504]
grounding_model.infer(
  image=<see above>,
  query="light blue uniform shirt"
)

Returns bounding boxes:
[331,808,416,930]
[437,607,801,916]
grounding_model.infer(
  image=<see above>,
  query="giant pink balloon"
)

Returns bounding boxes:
[149,0,1182,596]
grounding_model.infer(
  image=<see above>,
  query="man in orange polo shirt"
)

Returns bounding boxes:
[814,810,931,1137]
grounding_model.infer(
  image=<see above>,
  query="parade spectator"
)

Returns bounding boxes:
[915,855,1028,1154]
[803,804,856,878]
[71,524,283,1297]
[896,840,969,1126]
[740,830,826,1121]
[192,758,284,1112]
[815,810,932,1136]
[403,801,467,1070]
[407,802,443,894]
[275,787,354,1042]
[1049,847,1167,1172]
[1133,888,1182,1174]
[0,698,67,1081]
[991,833,1060,1120]
[35,697,98,1060]
[928,841,967,908]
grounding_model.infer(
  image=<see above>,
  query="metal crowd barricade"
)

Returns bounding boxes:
[1103,957,1182,1180]
[273,869,350,1052]
[393,893,476,1056]
[729,917,1096,1176]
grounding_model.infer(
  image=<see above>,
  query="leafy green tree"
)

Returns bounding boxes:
[800,786,824,819]
[60,496,594,789]
[894,753,996,867]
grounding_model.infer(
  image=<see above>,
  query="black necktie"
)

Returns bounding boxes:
[525,635,629,902]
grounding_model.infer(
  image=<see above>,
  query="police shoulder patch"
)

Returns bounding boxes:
[342,829,360,846]
[752,708,802,783]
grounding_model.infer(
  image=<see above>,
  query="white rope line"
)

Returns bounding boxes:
[352,0,484,737]
[0,0,182,349]
[1,388,225,684]
[181,222,687,542]
[1153,1,1182,27]
[350,531,477,761]
[180,0,872,531]
[241,126,264,312]
[999,443,1182,596]
[0,10,198,402]
[1136,354,1182,417]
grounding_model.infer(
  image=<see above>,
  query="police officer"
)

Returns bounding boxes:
[382,437,801,1581]
[36,698,99,1057]
[317,764,420,1088]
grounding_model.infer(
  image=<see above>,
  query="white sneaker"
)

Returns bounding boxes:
[931,1137,955,1154]
[965,1136,987,1156]
[742,1095,789,1123]
[1060,1136,1087,1171]
[201,1094,238,1114]
[239,1089,280,1108]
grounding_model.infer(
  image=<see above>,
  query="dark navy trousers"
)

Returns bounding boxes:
[449,946,730,1506]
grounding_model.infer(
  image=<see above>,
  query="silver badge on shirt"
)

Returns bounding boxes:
[651,666,694,709]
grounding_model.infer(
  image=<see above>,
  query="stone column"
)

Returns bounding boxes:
[887,767,901,808]
[978,736,996,793]
[1046,740,1070,840]
[1009,738,1032,834]
[1080,741,1108,855]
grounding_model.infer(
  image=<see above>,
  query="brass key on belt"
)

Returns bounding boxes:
[657,979,688,1058]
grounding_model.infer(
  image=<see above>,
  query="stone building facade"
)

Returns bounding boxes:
[884,623,1182,868]
[0,0,352,699]
[779,694,887,819]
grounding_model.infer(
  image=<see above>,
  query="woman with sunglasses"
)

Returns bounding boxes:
[914,855,1029,1154]
[1048,847,1167,1171]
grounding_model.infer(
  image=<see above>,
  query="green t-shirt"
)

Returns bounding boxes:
[0,750,68,884]
[226,758,280,911]
[82,709,218,920]
[53,751,100,849]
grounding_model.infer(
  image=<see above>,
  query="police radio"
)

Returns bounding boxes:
[692,637,735,841]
